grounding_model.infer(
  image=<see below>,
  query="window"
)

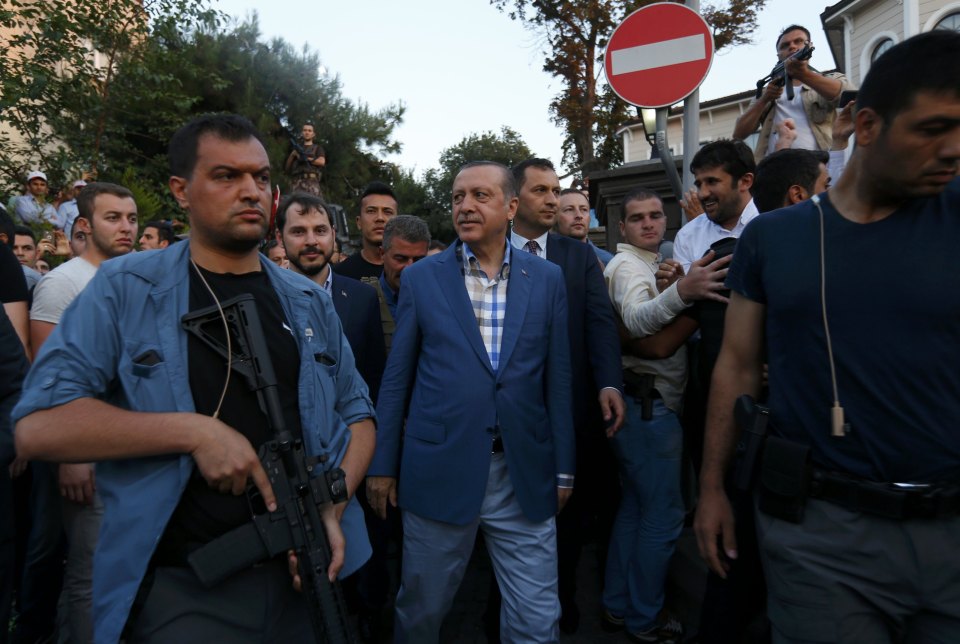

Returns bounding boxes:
[871,38,893,62]
[934,11,960,32]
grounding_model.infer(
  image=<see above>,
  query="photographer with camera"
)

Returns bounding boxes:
[733,25,852,162]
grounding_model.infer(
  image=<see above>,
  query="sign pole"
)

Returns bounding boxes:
[653,108,684,204]
[681,0,702,224]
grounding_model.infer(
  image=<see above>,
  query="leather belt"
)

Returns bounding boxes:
[811,470,960,520]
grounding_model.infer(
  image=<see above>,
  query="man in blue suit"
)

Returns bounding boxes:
[277,192,386,403]
[367,161,575,643]
[509,158,625,632]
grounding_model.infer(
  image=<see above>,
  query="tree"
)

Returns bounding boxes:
[491,0,768,175]
[418,127,534,241]
[108,14,405,222]
[0,0,217,190]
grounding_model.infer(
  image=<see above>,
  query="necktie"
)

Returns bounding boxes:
[524,240,541,257]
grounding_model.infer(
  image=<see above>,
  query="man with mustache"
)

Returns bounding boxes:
[368,161,574,642]
[13,114,375,643]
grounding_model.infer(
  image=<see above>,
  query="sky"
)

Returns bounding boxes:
[215,0,836,178]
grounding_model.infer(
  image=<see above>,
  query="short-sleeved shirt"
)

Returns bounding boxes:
[727,178,960,482]
[30,257,97,324]
[334,251,383,283]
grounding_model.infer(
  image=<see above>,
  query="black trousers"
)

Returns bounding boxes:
[127,560,315,643]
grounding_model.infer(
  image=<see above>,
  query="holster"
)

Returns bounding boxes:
[757,436,812,523]
[623,371,657,420]
[732,395,769,493]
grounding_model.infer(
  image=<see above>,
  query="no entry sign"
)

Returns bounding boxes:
[604,3,715,108]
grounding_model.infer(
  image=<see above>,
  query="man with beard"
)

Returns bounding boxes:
[277,192,388,640]
[671,140,757,273]
[277,192,385,403]
[27,182,138,642]
[13,115,375,643]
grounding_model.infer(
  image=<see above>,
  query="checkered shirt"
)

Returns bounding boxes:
[460,242,511,371]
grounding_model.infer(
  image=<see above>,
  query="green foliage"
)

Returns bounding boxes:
[0,0,218,191]
[120,167,167,223]
[1,4,405,228]
[416,127,534,242]
[490,0,768,175]
[124,15,405,220]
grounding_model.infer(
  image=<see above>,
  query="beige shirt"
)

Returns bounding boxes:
[604,243,687,412]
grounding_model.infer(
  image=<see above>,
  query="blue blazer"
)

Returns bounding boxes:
[369,242,574,525]
[538,233,622,433]
[330,273,386,404]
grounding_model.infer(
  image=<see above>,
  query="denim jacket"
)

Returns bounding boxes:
[13,241,374,643]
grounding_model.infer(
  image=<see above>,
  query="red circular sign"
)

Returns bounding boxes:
[604,3,715,108]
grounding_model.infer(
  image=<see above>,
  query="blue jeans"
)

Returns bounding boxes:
[603,397,684,632]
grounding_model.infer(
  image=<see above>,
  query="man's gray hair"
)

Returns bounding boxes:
[383,214,431,251]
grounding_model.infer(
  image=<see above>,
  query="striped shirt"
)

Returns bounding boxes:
[460,241,511,371]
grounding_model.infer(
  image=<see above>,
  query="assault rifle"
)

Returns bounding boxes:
[288,134,317,163]
[181,294,355,644]
[755,43,815,102]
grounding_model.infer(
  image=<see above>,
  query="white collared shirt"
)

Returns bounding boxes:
[510,230,550,260]
[673,199,760,273]
[321,265,333,294]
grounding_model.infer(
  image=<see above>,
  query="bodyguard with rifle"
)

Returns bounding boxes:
[285,121,327,197]
[12,114,376,643]
[732,24,852,162]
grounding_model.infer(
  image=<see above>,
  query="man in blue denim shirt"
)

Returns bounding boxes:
[12,114,375,643]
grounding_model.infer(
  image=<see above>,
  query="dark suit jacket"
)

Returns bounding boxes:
[536,233,622,433]
[330,272,387,403]
[369,243,574,525]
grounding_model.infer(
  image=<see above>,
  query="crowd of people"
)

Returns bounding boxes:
[0,27,958,644]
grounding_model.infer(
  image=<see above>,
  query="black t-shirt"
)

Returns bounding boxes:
[334,251,383,282]
[156,265,302,559]
[0,243,28,304]
[727,179,960,482]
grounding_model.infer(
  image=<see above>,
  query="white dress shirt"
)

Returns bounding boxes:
[673,198,760,273]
